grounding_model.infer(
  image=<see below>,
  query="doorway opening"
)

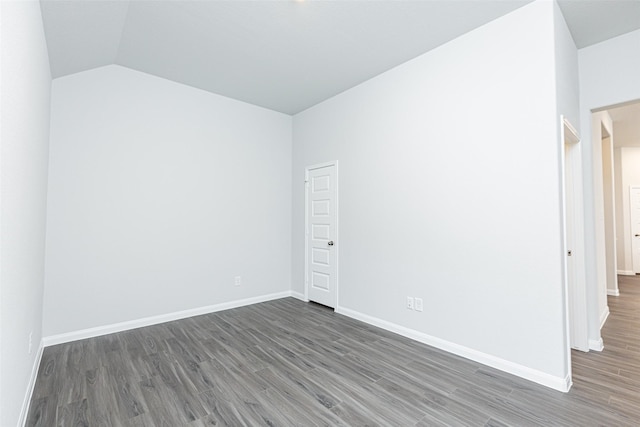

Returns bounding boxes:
[606,101,640,278]
[588,100,640,350]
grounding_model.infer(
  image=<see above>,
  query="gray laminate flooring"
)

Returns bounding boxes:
[26,278,640,426]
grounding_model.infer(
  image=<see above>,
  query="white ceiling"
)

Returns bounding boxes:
[40,0,640,115]
[557,0,640,48]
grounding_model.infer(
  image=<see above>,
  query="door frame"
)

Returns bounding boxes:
[630,185,640,274]
[600,130,619,296]
[304,161,339,307]
[561,116,589,355]
[590,111,614,349]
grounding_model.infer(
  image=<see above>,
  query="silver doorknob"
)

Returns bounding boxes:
[328,241,334,246]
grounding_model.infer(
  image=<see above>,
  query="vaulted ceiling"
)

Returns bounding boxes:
[40,0,640,115]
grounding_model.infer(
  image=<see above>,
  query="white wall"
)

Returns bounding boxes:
[553,0,584,352]
[293,1,570,389]
[614,114,640,148]
[554,1,580,129]
[0,1,52,425]
[579,29,640,345]
[43,65,292,337]
[617,148,640,273]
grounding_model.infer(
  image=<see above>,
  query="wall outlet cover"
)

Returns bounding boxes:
[407,297,414,310]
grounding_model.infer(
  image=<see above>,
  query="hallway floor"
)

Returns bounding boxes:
[570,274,640,423]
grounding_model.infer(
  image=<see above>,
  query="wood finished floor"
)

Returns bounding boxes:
[26,277,640,426]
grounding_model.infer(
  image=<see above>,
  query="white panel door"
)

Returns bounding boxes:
[631,187,640,274]
[564,142,577,348]
[306,163,337,308]
[562,117,588,351]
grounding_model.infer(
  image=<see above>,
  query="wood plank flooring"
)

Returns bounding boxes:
[26,278,640,426]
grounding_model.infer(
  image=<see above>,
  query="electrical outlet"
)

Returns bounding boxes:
[406,297,414,310]
[29,332,33,354]
[415,298,424,312]
[234,276,242,286]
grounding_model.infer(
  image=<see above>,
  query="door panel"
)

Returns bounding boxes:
[631,187,640,274]
[306,164,337,308]
[565,142,578,349]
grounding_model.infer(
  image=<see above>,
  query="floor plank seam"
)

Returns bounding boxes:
[26,280,640,426]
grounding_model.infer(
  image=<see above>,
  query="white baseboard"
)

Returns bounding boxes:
[43,291,292,347]
[599,306,610,329]
[290,291,306,301]
[617,270,635,276]
[18,339,45,427]
[607,289,620,297]
[589,337,604,351]
[335,306,571,393]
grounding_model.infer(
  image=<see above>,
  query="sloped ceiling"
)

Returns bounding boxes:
[40,0,640,115]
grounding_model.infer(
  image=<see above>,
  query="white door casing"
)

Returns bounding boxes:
[305,162,337,308]
[630,186,640,274]
[601,134,619,296]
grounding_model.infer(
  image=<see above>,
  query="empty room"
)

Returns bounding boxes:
[2,0,640,425]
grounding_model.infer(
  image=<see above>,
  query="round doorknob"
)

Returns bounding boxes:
[328,241,334,246]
